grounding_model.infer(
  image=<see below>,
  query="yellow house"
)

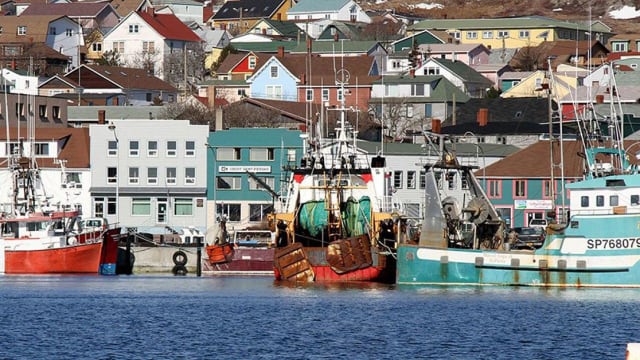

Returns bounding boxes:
[208,0,293,36]
[501,65,586,99]
[408,16,613,50]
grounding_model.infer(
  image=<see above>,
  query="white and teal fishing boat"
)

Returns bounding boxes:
[397,63,640,287]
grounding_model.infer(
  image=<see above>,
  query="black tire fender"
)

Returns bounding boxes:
[173,250,187,266]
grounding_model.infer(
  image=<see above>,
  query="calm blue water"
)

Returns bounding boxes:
[0,275,637,359]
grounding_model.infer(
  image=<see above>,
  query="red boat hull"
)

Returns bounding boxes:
[205,246,274,274]
[4,229,121,275]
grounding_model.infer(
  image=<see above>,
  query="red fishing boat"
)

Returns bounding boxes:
[0,152,121,275]
[205,226,275,275]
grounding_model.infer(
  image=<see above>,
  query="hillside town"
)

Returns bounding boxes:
[1,0,640,244]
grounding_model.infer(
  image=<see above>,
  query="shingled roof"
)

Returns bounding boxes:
[274,53,378,85]
[2,127,90,169]
[137,10,202,42]
[20,2,116,17]
[212,0,286,20]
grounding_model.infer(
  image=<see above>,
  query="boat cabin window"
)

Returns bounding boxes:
[596,195,604,207]
[27,221,48,231]
[1,222,17,237]
[82,219,103,228]
[610,195,619,207]
[581,196,589,207]
[632,195,640,206]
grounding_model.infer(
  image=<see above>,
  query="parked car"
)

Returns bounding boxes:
[508,227,545,250]
[529,219,548,229]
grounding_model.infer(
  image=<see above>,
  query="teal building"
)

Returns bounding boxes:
[206,128,303,230]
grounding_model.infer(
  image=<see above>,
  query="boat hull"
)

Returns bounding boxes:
[205,246,275,275]
[274,243,395,283]
[397,243,640,288]
[2,229,121,275]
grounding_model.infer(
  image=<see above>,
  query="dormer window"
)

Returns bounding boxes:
[129,24,139,33]
[17,26,26,35]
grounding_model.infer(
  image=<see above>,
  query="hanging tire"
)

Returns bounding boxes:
[173,250,187,266]
[172,264,187,276]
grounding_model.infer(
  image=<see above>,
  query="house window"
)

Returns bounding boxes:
[419,170,426,189]
[131,198,151,216]
[92,43,102,52]
[38,105,47,118]
[185,168,195,185]
[34,143,49,156]
[107,167,117,184]
[185,141,195,157]
[15,103,24,117]
[129,24,139,33]
[306,89,313,102]
[393,171,402,189]
[498,30,509,38]
[482,31,493,39]
[519,30,529,39]
[411,84,424,96]
[406,106,413,118]
[148,141,157,156]
[217,203,240,222]
[514,179,526,198]
[217,147,241,161]
[174,198,193,216]
[543,180,555,198]
[248,56,256,69]
[250,148,274,161]
[94,197,104,217]
[265,85,282,99]
[249,204,273,222]
[217,176,241,190]
[142,41,154,53]
[426,67,439,75]
[466,31,478,39]
[322,89,329,101]
[18,26,26,35]
[107,197,117,215]
[65,29,73,36]
[129,167,139,184]
[49,27,56,35]
[166,141,176,157]
[487,180,502,198]
[108,140,118,156]
[52,106,60,119]
[166,167,177,185]
[147,167,158,185]
[129,140,139,157]
[452,31,460,39]
[406,171,416,189]
[113,41,125,53]
[612,42,628,52]
[270,66,278,78]
[249,177,274,190]
[337,88,344,102]
[146,93,152,102]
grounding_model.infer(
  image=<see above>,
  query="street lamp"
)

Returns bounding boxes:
[108,121,119,225]
[460,131,486,190]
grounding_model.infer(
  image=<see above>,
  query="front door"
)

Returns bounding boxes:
[157,198,167,224]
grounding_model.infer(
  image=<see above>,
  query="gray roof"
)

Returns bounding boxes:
[288,0,349,13]
[356,139,519,158]
[68,106,169,121]
[429,58,493,86]
[488,48,517,64]
[410,16,605,33]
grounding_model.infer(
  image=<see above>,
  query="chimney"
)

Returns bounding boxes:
[215,107,223,131]
[98,110,106,125]
[333,32,339,42]
[221,23,226,30]
[431,119,441,133]
[595,94,604,104]
[147,7,155,16]
[409,69,415,78]
[277,13,281,21]
[207,85,216,109]
[277,46,284,58]
[477,108,489,127]
[300,73,306,85]
[487,45,491,50]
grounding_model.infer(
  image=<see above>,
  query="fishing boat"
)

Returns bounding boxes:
[204,224,275,275]
[397,62,640,287]
[271,73,405,283]
[0,143,121,275]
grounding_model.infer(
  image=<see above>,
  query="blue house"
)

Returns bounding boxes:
[207,128,303,230]
[246,55,299,102]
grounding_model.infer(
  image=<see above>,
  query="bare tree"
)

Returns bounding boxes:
[158,101,216,128]
[163,42,207,92]
[369,99,428,141]
[129,48,160,77]
[222,102,287,128]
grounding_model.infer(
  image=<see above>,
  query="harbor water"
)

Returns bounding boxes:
[1,275,638,359]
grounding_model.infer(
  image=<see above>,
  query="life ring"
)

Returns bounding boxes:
[172,250,188,266]
[67,236,78,245]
